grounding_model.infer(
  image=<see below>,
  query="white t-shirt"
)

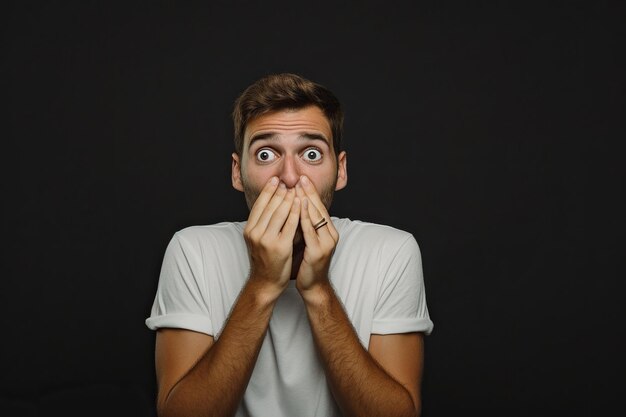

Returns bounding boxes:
[146,218,434,417]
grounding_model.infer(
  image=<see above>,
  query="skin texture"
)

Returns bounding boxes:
[154,106,425,417]
[232,106,344,210]
[231,106,346,248]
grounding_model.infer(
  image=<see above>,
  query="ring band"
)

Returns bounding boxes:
[313,218,328,230]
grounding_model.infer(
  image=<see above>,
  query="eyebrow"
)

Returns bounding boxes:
[248,132,330,148]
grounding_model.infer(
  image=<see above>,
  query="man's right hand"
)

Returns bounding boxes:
[156,177,301,417]
[243,176,301,300]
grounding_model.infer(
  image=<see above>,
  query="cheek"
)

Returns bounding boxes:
[307,164,338,185]
[244,165,270,182]
[309,175,337,197]
[241,164,275,191]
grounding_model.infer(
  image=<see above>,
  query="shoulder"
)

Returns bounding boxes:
[174,221,245,240]
[333,218,419,255]
[169,222,246,252]
[334,217,415,244]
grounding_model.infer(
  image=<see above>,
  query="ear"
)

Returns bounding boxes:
[231,153,244,192]
[334,151,348,191]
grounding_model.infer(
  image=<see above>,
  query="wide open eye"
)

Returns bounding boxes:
[303,148,322,162]
[256,148,277,162]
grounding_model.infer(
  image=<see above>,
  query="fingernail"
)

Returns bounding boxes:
[303,198,309,209]
[300,176,309,185]
[279,182,286,189]
[270,177,278,185]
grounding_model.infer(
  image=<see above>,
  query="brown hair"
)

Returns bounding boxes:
[232,73,343,156]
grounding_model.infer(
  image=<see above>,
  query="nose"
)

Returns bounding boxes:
[278,155,300,189]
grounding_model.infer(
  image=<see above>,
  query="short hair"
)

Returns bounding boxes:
[232,73,343,156]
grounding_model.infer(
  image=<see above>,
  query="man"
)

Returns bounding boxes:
[145,73,434,417]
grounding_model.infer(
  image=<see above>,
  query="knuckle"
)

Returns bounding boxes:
[259,235,275,248]
[248,229,263,243]
[322,242,335,256]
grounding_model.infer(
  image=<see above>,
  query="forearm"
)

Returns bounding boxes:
[158,279,279,417]
[302,282,419,417]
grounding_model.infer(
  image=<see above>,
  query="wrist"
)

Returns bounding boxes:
[246,275,286,306]
[298,279,333,306]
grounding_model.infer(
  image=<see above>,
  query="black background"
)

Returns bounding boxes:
[3,1,624,416]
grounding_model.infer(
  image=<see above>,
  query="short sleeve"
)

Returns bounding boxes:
[145,232,214,335]
[372,235,434,335]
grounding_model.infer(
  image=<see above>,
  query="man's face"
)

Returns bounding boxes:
[232,105,347,211]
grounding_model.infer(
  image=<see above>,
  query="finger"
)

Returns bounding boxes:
[300,198,319,246]
[306,194,324,225]
[247,176,280,227]
[300,176,338,241]
[299,175,326,216]
[306,195,336,242]
[265,188,296,236]
[295,180,306,202]
[280,196,301,241]
[296,177,326,222]
[253,182,289,233]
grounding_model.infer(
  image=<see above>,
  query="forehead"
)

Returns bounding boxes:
[243,106,332,147]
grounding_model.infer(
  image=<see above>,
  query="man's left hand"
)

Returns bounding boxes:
[295,175,339,295]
